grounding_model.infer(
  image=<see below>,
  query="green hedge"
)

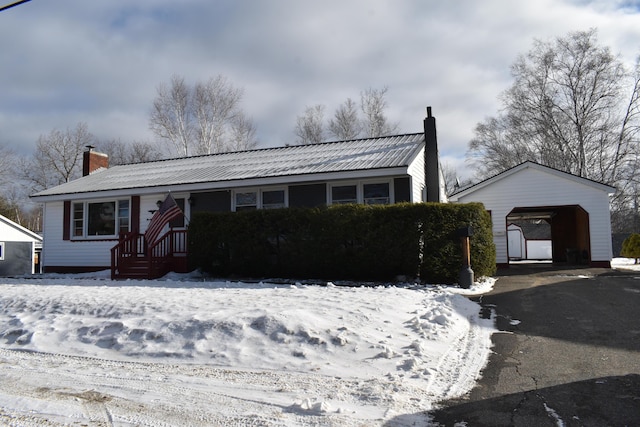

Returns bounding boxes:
[188,203,496,284]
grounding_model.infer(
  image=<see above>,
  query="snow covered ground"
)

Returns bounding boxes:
[0,270,497,426]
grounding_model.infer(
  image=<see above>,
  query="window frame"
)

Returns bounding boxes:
[233,189,259,211]
[330,184,358,205]
[261,188,287,210]
[328,179,394,206]
[70,198,131,240]
[363,182,391,205]
[232,187,289,211]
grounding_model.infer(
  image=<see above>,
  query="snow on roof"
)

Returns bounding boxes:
[32,133,425,199]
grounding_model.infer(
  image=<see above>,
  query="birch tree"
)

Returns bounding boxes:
[328,98,361,140]
[360,87,398,138]
[294,104,325,145]
[149,74,255,156]
[227,112,258,152]
[294,86,398,144]
[467,29,640,188]
[150,75,192,156]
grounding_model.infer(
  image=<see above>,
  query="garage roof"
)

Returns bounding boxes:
[451,161,616,199]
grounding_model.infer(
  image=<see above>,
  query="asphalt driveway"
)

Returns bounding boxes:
[429,264,640,427]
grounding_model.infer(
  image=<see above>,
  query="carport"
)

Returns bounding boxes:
[449,161,615,269]
[507,205,590,264]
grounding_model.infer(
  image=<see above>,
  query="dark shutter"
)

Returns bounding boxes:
[394,177,411,203]
[63,201,71,241]
[131,196,140,233]
[289,184,327,208]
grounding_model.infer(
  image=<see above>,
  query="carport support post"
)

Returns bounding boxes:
[458,226,474,289]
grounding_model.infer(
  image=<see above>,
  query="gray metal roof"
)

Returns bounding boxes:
[32,133,425,198]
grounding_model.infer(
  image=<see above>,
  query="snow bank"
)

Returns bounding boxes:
[0,274,496,425]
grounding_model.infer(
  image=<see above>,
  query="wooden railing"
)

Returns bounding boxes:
[148,230,188,279]
[111,230,188,280]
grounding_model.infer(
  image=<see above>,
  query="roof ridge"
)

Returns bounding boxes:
[116,132,425,167]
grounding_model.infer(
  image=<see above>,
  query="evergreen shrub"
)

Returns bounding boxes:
[621,233,640,264]
[188,202,496,284]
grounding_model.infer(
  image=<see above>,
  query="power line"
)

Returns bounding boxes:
[0,0,31,12]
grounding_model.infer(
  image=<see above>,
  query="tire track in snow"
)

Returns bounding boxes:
[0,348,418,426]
[426,313,493,401]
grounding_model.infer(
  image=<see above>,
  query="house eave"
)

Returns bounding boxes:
[30,166,411,202]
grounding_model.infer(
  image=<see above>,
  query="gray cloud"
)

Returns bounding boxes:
[1,0,639,179]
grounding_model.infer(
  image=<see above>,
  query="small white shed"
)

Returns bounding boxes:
[0,214,42,276]
[449,161,616,268]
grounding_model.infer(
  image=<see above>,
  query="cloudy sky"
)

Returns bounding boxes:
[1,0,639,178]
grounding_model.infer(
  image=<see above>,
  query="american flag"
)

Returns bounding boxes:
[145,194,183,246]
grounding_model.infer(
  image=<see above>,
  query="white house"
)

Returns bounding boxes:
[0,214,42,276]
[31,112,444,278]
[449,161,616,268]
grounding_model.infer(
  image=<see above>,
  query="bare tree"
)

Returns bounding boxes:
[328,98,361,140]
[100,139,164,165]
[294,104,325,145]
[467,29,639,189]
[149,74,254,156]
[193,76,244,154]
[150,75,192,156]
[360,87,398,138]
[22,122,94,192]
[129,141,164,163]
[440,161,472,197]
[227,112,258,152]
[294,87,398,143]
[0,143,16,187]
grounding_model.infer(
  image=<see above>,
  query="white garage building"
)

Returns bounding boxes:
[449,161,616,268]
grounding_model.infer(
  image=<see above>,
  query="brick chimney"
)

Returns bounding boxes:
[424,106,441,202]
[82,145,109,176]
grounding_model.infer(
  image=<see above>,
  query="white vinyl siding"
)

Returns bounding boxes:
[42,201,115,269]
[407,147,425,202]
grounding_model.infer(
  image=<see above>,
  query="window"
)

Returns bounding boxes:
[329,181,392,205]
[73,203,84,237]
[235,192,257,211]
[233,188,288,211]
[0,242,4,260]
[118,199,130,234]
[72,199,130,238]
[331,185,357,204]
[363,183,390,205]
[262,190,285,209]
[88,201,116,235]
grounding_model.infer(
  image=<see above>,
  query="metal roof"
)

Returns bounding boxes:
[32,133,425,198]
